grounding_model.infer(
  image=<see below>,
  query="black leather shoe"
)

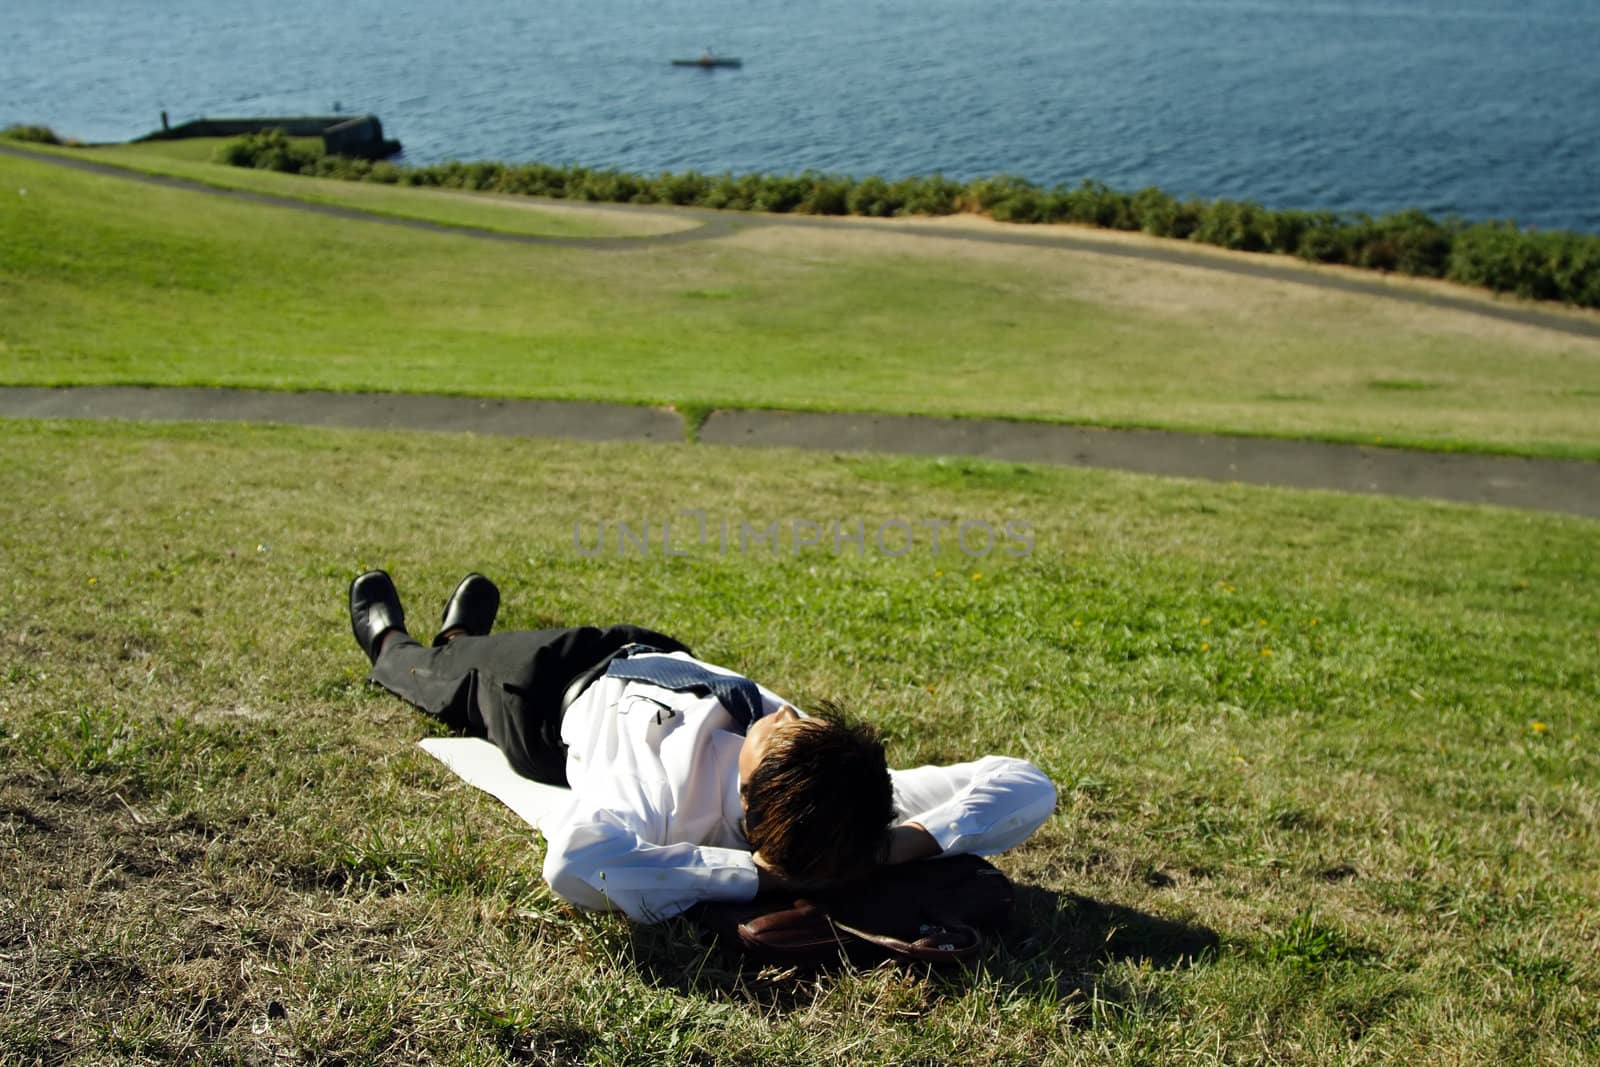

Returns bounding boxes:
[350,570,407,664]
[433,572,500,646]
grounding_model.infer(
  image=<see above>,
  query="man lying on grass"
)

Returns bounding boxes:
[349,570,1057,923]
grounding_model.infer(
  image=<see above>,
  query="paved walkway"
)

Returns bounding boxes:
[5,142,1598,340]
[3,386,1595,519]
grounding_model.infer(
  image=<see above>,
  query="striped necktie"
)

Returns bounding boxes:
[603,645,763,731]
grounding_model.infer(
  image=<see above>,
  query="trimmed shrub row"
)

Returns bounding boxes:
[2,124,63,144]
[214,129,1600,308]
[214,129,323,173]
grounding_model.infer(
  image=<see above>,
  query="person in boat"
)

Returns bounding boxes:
[348,569,1057,923]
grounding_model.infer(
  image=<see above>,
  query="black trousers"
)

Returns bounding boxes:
[369,625,691,785]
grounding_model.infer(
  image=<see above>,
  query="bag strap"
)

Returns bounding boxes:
[829,918,984,962]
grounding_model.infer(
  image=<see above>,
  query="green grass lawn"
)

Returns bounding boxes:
[32,140,682,240]
[3,148,1600,458]
[1,418,1595,1063]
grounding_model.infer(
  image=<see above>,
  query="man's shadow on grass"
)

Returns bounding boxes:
[627,882,1219,1010]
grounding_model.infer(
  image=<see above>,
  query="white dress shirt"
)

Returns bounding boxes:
[542,650,1057,923]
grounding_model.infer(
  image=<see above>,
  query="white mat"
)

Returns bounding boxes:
[418,737,575,833]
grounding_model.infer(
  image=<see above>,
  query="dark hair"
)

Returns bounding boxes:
[742,706,894,884]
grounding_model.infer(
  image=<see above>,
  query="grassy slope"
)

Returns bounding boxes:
[110,136,327,162]
[31,140,675,240]
[0,418,1595,1063]
[4,149,1600,457]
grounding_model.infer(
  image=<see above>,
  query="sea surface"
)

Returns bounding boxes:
[6,0,1598,231]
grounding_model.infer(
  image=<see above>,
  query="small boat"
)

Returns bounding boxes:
[673,52,742,69]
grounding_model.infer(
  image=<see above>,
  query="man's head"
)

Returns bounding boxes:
[738,704,894,884]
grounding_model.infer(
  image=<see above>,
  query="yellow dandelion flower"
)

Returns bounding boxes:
[1260,648,1273,657]
[1531,721,1549,734]
[971,572,983,581]
[1201,617,1211,627]
[1073,619,1082,627]
[1200,642,1210,652]
[1310,617,1319,626]
[933,570,942,578]
[88,576,97,585]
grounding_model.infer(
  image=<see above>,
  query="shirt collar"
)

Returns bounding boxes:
[713,730,750,847]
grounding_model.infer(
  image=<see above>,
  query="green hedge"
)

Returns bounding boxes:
[216,129,1600,309]
[213,128,323,172]
[2,124,63,144]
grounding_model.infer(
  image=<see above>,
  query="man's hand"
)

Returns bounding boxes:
[752,850,843,895]
[752,857,812,895]
[886,822,940,865]
[753,824,940,895]
[752,852,794,894]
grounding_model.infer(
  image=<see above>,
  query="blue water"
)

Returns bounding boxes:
[6,0,1598,231]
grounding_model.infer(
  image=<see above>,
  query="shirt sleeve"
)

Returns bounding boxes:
[540,774,759,923]
[890,755,1057,857]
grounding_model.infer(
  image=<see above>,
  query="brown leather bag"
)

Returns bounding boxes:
[694,855,1014,966]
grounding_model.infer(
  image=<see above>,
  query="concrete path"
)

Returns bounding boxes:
[4,386,1595,519]
[5,142,1598,340]
[0,386,682,443]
